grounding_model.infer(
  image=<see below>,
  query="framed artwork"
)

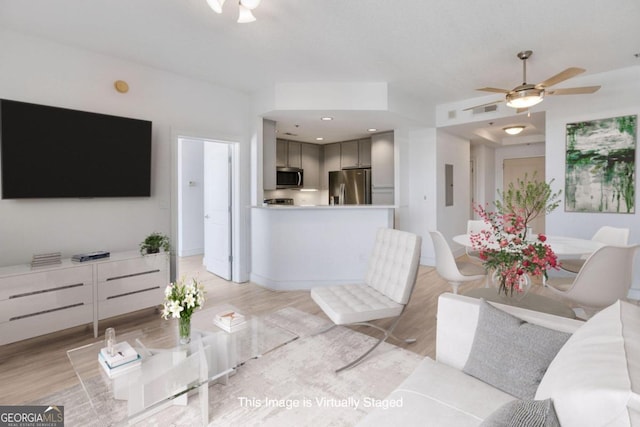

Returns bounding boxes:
[565,115,636,213]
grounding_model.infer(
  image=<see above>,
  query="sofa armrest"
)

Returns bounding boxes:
[435,293,584,370]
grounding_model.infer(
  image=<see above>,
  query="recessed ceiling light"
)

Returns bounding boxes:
[321,117,333,121]
[367,128,377,132]
[316,137,324,141]
[503,126,526,135]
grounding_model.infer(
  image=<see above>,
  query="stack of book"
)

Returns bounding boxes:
[213,310,247,333]
[31,252,62,268]
[98,341,141,378]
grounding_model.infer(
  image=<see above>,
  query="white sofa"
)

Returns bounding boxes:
[357,293,640,426]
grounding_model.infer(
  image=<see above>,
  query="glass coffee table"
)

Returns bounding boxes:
[67,304,298,426]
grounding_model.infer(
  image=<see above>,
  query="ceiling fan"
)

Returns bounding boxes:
[464,50,601,112]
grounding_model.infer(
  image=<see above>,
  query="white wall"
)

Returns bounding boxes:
[544,65,640,296]
[402,128,437,265]
[0,30,249,269]
[178,138,204,257]
[470,144,496,211]
[436,130,472,257]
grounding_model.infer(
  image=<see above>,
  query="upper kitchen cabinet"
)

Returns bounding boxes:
[301,143,321,189]
[340,138,371,169]
[371,131,395,204]
[276,139,302,168]
[263,119,277,190]
[322,143,341,190]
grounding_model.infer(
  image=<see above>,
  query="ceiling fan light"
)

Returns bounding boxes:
[506,88,544,109]
[239,0,261,10]
[503,126,525,135]
[206,0,225,13]
[237,4,256,23]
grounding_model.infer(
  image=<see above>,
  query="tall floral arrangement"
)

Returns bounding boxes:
[471,205,559,296]
[494,172,562,239]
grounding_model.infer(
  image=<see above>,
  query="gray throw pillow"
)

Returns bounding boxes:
[480,399,560,427]
[463,299,571,399]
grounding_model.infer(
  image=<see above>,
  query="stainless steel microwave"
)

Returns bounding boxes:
[276,167,303,189]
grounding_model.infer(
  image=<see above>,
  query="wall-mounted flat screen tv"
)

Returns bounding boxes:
[0,99,152,199]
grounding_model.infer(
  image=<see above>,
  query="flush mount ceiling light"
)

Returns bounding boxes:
[503,125,525,135]
[367,128,377,132]
[207,0,260,23]
[316,137,324,141]
[320,117,333,121]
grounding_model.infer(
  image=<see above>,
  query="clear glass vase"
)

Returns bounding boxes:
[178,316,191,344]
[492,270,531,300]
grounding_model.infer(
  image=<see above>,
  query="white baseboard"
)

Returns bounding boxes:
[177,248,204,257]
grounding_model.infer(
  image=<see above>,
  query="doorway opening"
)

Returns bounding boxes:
[177,137,236,281]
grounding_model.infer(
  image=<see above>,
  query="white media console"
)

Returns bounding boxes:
[0,251,169,345]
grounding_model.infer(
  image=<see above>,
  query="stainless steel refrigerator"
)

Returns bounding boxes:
[328,169,372,205]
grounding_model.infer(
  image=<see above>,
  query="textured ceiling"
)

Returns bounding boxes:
[1,0,639,143]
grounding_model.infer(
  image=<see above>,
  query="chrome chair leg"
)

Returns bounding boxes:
[335,315,414,373]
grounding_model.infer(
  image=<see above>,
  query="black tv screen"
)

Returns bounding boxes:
[0,99,152,199]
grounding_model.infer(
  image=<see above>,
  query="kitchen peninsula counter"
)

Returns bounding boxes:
[250,205,395,290]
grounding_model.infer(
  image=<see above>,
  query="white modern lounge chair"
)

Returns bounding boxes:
[547,244,639,314]
[310,228,422,372]
[429,230,486,294]
[560,226,629,273]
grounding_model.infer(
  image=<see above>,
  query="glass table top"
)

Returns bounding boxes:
[67,304,298,426]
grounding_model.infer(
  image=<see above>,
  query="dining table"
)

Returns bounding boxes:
[452,234,604,257]
[452,233,604,287]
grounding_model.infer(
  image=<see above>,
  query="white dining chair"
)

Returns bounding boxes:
[559,226,630,273]
[547,244,639,316]
[429,230,486,294]
[310,228,422,372]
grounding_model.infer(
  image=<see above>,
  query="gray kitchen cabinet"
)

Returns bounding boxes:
[341,138,371,169]
[358,138,372,167]
[301,142,320,189]
[276,139,302,168]
[371,131,394,204]
[322,143,341,190]
[340,140,359,168]
[371,132,394,187]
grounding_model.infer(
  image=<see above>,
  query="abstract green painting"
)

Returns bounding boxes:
[565,115,636,213]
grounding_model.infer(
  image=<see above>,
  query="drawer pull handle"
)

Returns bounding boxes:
[10,303,84,321]
[9,283,85,299]
[106,269,161,281]
[106,286,161,300]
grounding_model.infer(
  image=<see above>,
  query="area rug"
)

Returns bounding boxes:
[33,307,423,426]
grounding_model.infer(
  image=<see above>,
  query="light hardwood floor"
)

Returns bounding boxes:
[0,255,617,406]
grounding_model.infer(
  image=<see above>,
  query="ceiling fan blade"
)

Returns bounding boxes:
[462,99,504,111]
[536,67,585,88]
[476,87,511,94]
[547,86,601,95]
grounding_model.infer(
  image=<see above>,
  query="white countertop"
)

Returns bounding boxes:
[252,204,396,210]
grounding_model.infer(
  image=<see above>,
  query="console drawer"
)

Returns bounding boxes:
[0,266,93,301]
[0,283,93,323]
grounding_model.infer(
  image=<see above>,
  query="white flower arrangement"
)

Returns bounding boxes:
[161,277,205,320]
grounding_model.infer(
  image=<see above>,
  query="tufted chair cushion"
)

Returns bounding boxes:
[365,228,422,305]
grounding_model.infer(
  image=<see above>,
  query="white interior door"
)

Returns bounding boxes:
[503,156,546,234]
[204,142,232,280]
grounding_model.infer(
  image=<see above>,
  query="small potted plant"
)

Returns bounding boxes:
[139,232,171,255]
